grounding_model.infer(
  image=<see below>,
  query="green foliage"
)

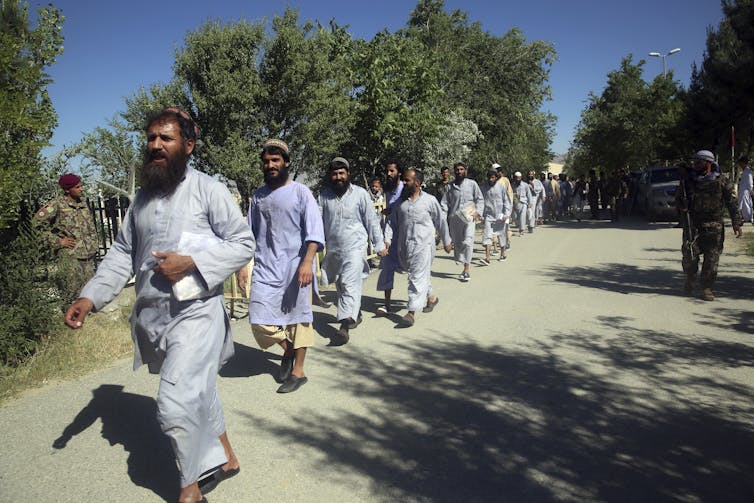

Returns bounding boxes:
[0,0,64,228]
[405,2,556,172]
[260,11,357,182]
[0,219,62,366]
[681,0,754,167]
[71,118,142,200]
[570,56,685,176]
[346,29,443,180]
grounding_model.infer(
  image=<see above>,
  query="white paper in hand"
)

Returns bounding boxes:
[172,232,222,301]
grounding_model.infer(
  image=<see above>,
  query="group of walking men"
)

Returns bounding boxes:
[59,107,749,503]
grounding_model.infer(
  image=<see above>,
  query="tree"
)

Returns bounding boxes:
[405,0,556,173]
[259,10,357,183]
[72,118,142,200]
[682,0,754,168]
[345,29,443,182]
[0,0,64,228]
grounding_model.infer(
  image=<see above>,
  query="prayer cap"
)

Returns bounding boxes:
[263,138,289,155]
[330,157,350,169]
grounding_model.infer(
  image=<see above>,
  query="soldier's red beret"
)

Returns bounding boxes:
[59,173,81,190]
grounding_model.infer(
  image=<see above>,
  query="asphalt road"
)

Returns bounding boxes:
[2,216,753,503]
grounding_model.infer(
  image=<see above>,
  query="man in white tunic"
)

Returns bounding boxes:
[376,160,405,314]
[441,162,483,282]
[64,110,254,503]
[738,155,753,224]
[512,171,533,237]
[239,139,325,394]
[481,168,512,263]
[385,169,451,327]
[319,157,386,345]
[528,170,546,228]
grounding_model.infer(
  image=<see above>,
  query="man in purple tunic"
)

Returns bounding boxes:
[239,139,325,394]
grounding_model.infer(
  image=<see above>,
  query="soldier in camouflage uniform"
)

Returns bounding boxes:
[675,150,743,301]
[35,173,99,298]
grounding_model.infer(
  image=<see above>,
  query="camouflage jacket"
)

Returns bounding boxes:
[675,172,743,227]
[34,196,99,259]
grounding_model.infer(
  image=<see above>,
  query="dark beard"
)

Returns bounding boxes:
[384,176,398,191]
[140,154,187,195]
[402,183,415,199]
[331,179,350,196]
[264,166,289,187]
[455,175,465,184]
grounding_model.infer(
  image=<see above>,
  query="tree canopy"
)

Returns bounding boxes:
[0,0,64,228]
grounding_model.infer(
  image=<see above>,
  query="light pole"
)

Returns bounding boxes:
[649,48,681,77]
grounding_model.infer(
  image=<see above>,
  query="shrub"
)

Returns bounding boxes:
[0,218,63,366]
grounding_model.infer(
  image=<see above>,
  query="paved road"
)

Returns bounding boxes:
[2,218,754,503]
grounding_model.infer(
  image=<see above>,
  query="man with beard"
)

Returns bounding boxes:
[35,173,99,300]
[481,168,512,263]
[527,170,545,229]
[433,165,451,203]
[376,160,405,314]
[441,162,483,282]
[318,157,387,345]
[239,139,324,392]
[511,171,533,237]
[385,169,451,327]
[65,109,255,503]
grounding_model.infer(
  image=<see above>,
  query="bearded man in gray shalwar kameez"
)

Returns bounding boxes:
[385,169,451,327]
[441,162,483,282]
[65,110,254,503]
[319,157,387,345]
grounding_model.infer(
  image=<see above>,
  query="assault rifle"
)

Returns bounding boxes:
[677,164,697,261]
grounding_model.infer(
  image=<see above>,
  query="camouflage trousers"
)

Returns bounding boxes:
[57,255,97,301]
[682,221,724,288]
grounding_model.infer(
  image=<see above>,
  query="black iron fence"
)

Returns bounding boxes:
[87,196,130,260]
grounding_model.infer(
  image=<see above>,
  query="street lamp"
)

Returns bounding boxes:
[648,48,681,77]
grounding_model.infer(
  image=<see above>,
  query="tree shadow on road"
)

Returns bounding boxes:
[541,258,754,302]
[237,322,754,502]
[52,384,178,502]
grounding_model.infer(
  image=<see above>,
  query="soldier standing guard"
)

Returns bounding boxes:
[35,173,99,299]
[676,150,743,301]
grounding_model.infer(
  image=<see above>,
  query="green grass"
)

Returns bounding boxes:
[0,293,134,404]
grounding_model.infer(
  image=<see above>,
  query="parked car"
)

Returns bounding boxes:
[636,166,681,221]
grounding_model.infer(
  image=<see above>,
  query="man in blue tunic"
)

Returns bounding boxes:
[319,157,386,345]
[65,109,255,503]
[239,139,325,394]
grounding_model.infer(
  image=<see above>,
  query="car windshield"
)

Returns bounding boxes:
[649,168,680,184]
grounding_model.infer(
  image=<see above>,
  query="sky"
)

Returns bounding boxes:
[36,0,725,159]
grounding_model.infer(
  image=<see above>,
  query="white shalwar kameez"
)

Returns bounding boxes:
[513,181,532,231]
[385,191,450,312]
[528,178,545,226]
[441,178,484,265]
[481,182,512,248]
[738,165,753,223]
[79,167,255,487]
[319,184,385,321]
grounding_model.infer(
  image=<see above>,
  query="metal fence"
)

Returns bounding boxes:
[87,196,130,259]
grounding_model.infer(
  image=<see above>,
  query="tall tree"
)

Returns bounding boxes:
[260,10,356,182]
[0,0,64,228]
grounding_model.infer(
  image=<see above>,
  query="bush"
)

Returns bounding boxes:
[0,218,64,366]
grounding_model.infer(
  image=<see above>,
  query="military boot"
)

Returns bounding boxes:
[702,288,714,301]
[684,274,695,295]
